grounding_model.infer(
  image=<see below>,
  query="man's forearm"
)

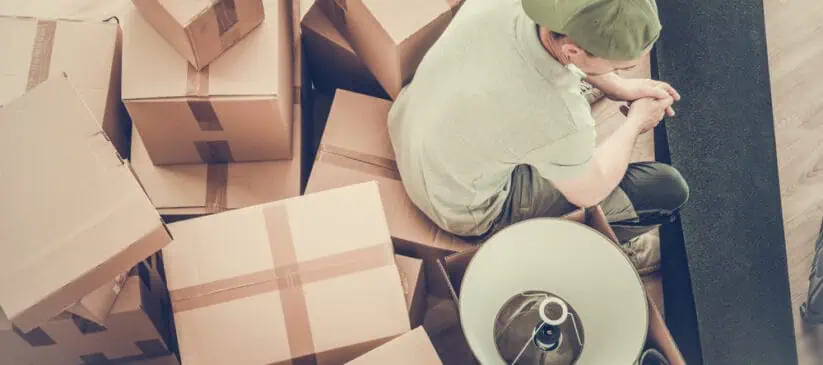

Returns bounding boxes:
[585,72,625,98]
[592,118,641,196]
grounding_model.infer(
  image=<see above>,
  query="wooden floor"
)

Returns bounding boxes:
[2,0,822,362]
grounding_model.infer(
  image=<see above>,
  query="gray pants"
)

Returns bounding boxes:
[476,162,690,243]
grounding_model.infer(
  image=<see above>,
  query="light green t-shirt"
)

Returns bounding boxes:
[388,0,596,237]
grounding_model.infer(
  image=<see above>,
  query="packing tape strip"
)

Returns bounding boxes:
[213,0,241,48]
[27,20,57,90]
[188,99,223,131]
[195,140,234,163]
[318,146,401,181]
[186,63,209,97]
[204,163,229,214]
[319,144,398,172]
[169,205,394,361]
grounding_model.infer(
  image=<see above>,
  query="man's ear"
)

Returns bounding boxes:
[561,43,585,58]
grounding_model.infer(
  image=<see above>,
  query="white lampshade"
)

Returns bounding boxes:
[460,218,648,364]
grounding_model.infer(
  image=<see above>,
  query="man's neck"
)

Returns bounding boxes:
[538,26,571,66]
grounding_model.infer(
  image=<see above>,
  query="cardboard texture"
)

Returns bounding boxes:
[319,0,454,99]
[301,1,387,99]
[163,182,410,364]
[305,90,473,261]
[0,75,171,332]
[131,0,265,70]
[0,268,179,365]
[0,15,130,159]
[347,327,442,365]
[123,0,294,165]
[395,255,427,328]
[66,272,129,326]
[441,207,688,365]
[129,104,303,218]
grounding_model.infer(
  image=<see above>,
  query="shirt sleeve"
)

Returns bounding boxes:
[524,124,596,181]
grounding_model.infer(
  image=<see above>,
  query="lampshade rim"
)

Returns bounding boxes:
[458,217,650,364]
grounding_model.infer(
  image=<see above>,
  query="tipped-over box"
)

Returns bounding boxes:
[320,0,455,99]
[347,327,442,365]
[301,1,387,99]
[123,0,293,165]
[163,182,410,364]
[396,255,427,328]
[131,0,265,70]
[0,15,130,158]
[0,267,179,365]
[66,272,129,325]
[0,75,171,331]
[305,90,473,260]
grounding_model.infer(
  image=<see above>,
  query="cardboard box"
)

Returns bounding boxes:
[442,207,688,365]
[129,103,303,218]
[396,255,427,328]
[123,0,293,165]
[301,1,387,99]
[320,0,455,99]
[0,269,179,365]
[0,75,171,331]
[0,15,130,159]
[66,272,129,326]
[163,182,410,364]
[131,0,265,70]
[305,90,473,261]
[347,327,442,365]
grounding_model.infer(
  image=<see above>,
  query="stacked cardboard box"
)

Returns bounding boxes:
[162,182,414,364]
[0,263,179,365]
[306,89,473,261]
[126,0,305,220]
[0,15,130,158]
[302,0,458,99]
[347,327,442,365]
[0,75,171,333]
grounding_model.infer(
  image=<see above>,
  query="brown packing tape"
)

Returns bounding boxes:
[213,0,239,37]
[27,20,57,90]
[319,144,399,178]
[189,99,223,131]
[186,64,209,96]
[205,163,229,214]
[318,151,401,181]
[194,140,234,163]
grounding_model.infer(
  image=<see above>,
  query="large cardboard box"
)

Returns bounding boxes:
[0,267,179,365]
[347,327,442,365]
[301,1,387,99]
[0,75,171,331]
[305,90,473,260]
[163,182,410,364]
[320,0,455,99]
[131,0,265,70]
[66,272,129,326]
[0,15,130,158]
[123,0,293,165]
[396,255,427,328]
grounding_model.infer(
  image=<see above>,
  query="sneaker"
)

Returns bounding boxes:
[622,233,661,276]
[638,348,670,365]
[580,80,606,105]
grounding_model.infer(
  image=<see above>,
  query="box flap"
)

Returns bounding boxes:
[360,0,450,44]
[0,75,168,330]
[347,327,442,364]
[156,0,215,26]
[395,254,427,327]
[66,272,129,325]
[164,182,410,363]
[0,16,118,131]
[129,105,302,213]
[301,2,353,52]
[123,0,282,100]
[319,90,395,169]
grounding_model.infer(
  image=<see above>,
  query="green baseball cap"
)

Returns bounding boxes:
[522,0,662,61]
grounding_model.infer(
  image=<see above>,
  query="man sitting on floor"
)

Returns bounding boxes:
[388,0,689,274]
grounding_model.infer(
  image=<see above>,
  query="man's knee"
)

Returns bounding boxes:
[649,163,689,213]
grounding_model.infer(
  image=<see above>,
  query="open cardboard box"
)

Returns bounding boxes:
[429,206,687,365]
